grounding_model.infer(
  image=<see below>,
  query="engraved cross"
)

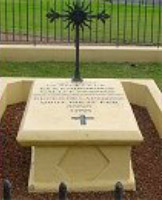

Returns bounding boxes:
[71,115,94,125]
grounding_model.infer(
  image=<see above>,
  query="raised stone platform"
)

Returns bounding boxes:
[17,79,143,192]
[1,78,162,193]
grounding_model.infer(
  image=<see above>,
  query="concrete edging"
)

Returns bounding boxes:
[0,45,162,62]
[0,77,162,138]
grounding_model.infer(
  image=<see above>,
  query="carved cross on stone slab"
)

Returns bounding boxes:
[71,115,94,125]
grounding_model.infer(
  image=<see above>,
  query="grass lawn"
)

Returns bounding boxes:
[0,61,162,90]
[0,0,161,45]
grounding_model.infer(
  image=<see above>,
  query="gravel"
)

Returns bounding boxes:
[0,102,162,200]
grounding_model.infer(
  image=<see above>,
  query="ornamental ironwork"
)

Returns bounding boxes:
[47,0,110,82]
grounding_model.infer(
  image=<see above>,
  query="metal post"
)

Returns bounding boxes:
[58,182,67,200]
[114,182,124,200]
[72,24,82,82]
[3,179,12,200]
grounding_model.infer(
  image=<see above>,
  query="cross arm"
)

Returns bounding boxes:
[88,10,111,23]
[46,9,68,22]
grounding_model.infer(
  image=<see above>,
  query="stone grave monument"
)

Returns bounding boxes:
[16,0,144,192]
[17,79,143,192]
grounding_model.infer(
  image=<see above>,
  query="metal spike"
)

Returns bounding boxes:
[83,21,90,29]
[81,1,85,10]
[84,3,91,12]
[66,20,72,29]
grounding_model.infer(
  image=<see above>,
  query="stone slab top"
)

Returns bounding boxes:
[17,79,143,146]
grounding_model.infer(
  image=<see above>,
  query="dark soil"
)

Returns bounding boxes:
[0,102,162,200]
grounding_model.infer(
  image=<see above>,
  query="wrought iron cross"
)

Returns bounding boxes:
[47,0,110,82]
[72,115,94,125]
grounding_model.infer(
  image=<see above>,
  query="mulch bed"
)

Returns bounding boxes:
[0,102,162,200]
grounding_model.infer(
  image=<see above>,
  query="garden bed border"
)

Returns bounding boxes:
[0,77,162,138]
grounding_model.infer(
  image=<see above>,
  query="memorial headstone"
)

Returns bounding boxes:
[17,0,143,193]
[17,79,143,192]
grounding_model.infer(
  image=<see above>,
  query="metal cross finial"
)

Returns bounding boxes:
[47,0,110,82]
[72,115,94,125]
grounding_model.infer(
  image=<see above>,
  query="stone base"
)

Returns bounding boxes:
[28,146,135,192]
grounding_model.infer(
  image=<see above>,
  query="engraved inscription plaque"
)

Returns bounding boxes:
[32,80,124,114]
[18,79,142,144]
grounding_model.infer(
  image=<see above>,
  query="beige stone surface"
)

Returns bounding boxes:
[29,146,134,192]
[15,79,142,192]
[122,80,162,137]
[0,77,162,192]
[17,79,142,146]
[0,79,7,120]
[0,78,32,120]
[1,77,161,137]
